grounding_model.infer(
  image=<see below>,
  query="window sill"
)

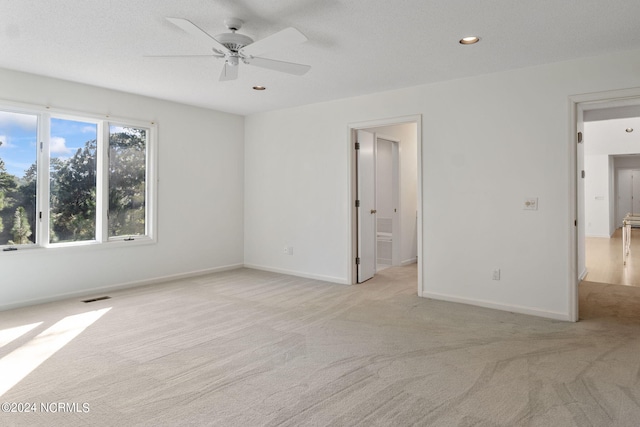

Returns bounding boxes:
[1,237,156,255]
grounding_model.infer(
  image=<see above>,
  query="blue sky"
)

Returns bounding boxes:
[0,111,96,178]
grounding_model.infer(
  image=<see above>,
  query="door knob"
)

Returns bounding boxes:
[370,209,377,214]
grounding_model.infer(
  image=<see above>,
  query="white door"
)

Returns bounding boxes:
[357,130,376,282]
[375,137,401,267]
[376,138,393,267]
[617,169,633,226]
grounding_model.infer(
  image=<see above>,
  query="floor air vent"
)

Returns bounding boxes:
[82,296,111,303]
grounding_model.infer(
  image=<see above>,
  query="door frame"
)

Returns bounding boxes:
[348,115,423,295]
[570,87,640,321]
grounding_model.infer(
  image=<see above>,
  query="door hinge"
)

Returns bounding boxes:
[355,257,360,265]
[575,220,577,227]
[40,141,43,151]
[577,132,583,143]
[355,142,360,150]
[581,170,585,178]
[355,199,360,207]
[39,211,42,220]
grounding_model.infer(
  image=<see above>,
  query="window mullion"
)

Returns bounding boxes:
[146,126,157,239]
[38,113,51,247]
[96,122,109,242]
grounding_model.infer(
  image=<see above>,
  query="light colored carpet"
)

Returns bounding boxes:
[1,265,640,426]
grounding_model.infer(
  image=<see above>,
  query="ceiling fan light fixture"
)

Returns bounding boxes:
[215,32,254,52]
[626,128,634,133]
[253,85,266,91]
[459,36,480,45]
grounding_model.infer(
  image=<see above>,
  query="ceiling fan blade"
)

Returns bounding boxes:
[240,27,307,57]
[220,62,238,81]
[247,57,310,76]
[144,54,223,58]
[166,17,230,55]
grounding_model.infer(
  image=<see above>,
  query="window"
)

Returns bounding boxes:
[0,110,38,246]
[49,118,98,243]
[0,103,156,250]
[108,125,146,239]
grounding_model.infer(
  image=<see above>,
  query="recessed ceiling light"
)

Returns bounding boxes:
[459,36,480,45]
[626,128,634,133]
[253,86,266,91]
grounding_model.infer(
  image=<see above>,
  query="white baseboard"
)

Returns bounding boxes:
[586,233,611,238]
[421,291,571,321]
[401,258,417,266]
[579,268,588,282]
[243,264,349,285]
[0,263,244,312]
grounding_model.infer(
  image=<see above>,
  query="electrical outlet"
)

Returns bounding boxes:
[492,269,501,280]
[524,197,538,210]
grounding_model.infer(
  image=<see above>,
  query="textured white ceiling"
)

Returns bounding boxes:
[1,0,640,116]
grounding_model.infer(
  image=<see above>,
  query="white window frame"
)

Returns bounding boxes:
[0,100,157,252]
[44,113,102,247]
[105,121,156,243]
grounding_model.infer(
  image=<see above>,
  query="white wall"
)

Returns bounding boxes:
[585,118,640,156]
[614,156,640,168]
[584,154,611,237]
[244,48,640,320]
[0,68,245,310]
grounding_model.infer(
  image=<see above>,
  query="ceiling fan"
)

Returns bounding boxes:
[163,17,311,81]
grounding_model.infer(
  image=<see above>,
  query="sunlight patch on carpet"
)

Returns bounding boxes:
[0,322,42,349]
[0,308,111,397]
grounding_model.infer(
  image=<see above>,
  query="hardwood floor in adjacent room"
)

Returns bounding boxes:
[584,227,640,286]
[582,227,640,323]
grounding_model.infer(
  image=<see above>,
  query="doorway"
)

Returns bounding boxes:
[572,89,640,320]
[615,167,640,225]
[348,115,422,294]
[583,147,640,285]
